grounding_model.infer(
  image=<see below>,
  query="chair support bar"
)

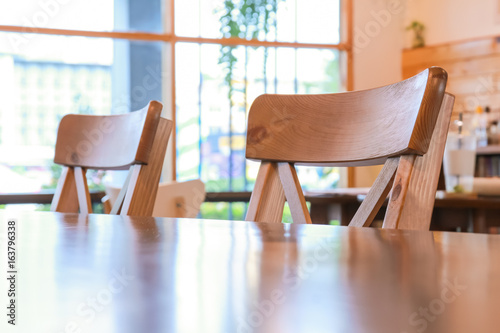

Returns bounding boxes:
[110,165,136,215]
[348,157,400,227]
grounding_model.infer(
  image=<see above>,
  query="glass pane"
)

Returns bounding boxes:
[176,43,345,192]
[0,32,163,197]
[176,43,201,182]
[296,0,340,44]
[276,47,296,93]
[296,48,342,189]
[276,0,296,42]
[297,49,341,94]
[199,0,225,38]
[175,0,339,43]
[176,0,278,40]
[175,0,200,37]
[0,0,163,33]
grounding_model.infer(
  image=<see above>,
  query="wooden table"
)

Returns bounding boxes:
[205,190,500,232]
[1,211,499,333]
[4,190,498,233]
[306,189,500,232]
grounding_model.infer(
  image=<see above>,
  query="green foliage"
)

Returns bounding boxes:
[218,0,280,98]
[86,170,105,191]
[42,164,63,190]
[204,176,253,192]
[11,166,26,174]
[406,20,425,48]
[199,201,295,222]
[282,203,293,223]
[453,184,465,193]
[329,219,340,226]
[35,204,51,211]
[73,93,94,114]
[215,0,282,195]
[34,202,105,213]
[406,20,425,31]
[200,202,247,220]
[42,163,105,191]
[324,58,341,92]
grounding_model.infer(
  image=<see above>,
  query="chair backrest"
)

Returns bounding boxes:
[245,67,454,230]
[152,180,206,218]
[103,179,206,218]
[50,101,173,217]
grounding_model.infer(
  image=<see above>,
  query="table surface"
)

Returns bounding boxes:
[1,211,499,333]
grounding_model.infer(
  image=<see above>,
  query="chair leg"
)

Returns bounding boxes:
[102,196,112,214]
[278,162,311,224]
[246,162,286,223]
[120,164,142,216]
[383,155,416,229]
[110,165,136,215]
[51,167,79,213]
[74,167,92,215]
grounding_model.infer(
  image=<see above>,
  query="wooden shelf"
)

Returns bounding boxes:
[476,145,500,156]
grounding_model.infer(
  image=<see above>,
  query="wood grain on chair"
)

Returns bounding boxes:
[245,67,454,230]
[50,101,173,217]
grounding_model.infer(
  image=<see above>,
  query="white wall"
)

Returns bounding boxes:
[351,0,407,186]
[350,0,500,186]
[353,0,406,90]
[406,0,500,46]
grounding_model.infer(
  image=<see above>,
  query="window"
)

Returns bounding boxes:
[0,0,352,217]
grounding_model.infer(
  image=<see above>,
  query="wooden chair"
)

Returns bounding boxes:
[245,67,454,230]
[50,101,173,217]
[103,179,206,218]
[153,180,205,218]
